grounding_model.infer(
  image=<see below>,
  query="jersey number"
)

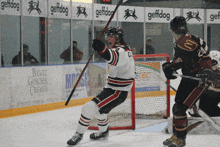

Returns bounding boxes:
[128,52,132,57]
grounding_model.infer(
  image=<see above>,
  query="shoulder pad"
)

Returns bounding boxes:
[177,34,198,51]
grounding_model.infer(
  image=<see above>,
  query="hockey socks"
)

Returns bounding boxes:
[76,114,92,134]
[97,116,109,132]
[173,115,188,138]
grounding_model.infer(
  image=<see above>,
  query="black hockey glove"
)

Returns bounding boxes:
[92,39,110,61]
[197,68,218,85]
[162,62,177,79]
[92,39,106,53]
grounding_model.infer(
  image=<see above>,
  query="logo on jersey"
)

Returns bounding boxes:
[28,0,41,14]
[124,9,138,20]
[186,11,202,22]
[184,39,197,50]
[76,6,88,18]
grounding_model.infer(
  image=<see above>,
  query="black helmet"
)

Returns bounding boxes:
[105,27,123,38]
[170,16,188,34]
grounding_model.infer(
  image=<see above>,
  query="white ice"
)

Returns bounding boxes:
[0,96,220,147]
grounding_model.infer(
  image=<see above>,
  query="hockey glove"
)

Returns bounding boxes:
[92,39,110,61]
[162,62,177,79]
[92,39,107,54]
[198,68,218,85]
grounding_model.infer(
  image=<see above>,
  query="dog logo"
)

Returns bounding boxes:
[124,9,138,20]
[186,11,202,22]
[76,6,88,18]
[28,0,41,14]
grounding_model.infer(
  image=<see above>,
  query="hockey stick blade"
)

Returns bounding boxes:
[198,109,220,131]
[65,0,125,106]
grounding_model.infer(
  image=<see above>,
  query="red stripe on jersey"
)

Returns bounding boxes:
[125,49,131,52]
[108,79,133,84]
[98,91,120,108]
[111,50,118,66]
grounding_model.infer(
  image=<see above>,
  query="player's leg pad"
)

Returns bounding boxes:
[67,132,83,146]
[90,126,110,140]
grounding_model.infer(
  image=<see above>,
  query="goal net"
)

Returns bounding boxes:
[89,54,171,130]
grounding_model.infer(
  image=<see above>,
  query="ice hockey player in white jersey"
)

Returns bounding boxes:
[210,50,220,68]
[67,27,135,146]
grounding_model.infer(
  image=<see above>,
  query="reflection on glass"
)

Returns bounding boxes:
[0,15,20,67]
[48,18,70,65]
[145,23,173,59]
[120,22,144,55]
[22,16,40,66]
[71,20,92,64]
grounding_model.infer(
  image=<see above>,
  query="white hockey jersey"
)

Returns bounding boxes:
[105,45,135,91]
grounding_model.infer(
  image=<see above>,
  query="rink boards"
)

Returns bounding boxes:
[0,62,176,118]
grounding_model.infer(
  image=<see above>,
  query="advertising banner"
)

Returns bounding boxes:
[0,0,20,16]
[10,66,63,109]
[183,9,204,24]
[62,64,89,101]
[0,68,11,110]
[118,6,144,22]
[207,9,220,24]
[22,0,47,17]
[135,62,161,92]
[145,7,173,23]
[93,4,117,21]
[48,0,70,19]
[72,2,92,20]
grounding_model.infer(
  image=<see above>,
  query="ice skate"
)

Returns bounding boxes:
[163,134,178,146]
[90,127,109,140]
[163,134,185,147]
[168,137,186,147]
[67,132,83,146]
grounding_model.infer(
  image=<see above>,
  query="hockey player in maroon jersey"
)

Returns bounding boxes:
[162,16,215,147]
[189,59,220,117]
[67,27,135,146]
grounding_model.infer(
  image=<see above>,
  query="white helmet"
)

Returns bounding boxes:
[210,50,220,67]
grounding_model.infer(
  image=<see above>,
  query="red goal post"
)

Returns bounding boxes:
[89,54,171,130]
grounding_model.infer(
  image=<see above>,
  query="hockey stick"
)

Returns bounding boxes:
[65,0,129,106]
[197,108,220,131]
[162,75,220,131]
[156,75,177,92]
[172,73,201,81]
